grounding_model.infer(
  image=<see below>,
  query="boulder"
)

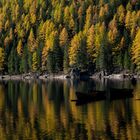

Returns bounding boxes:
[10,75,22,80]
[90,72,101,79]
[70,68,80,79]
[39,75,48,80]
[1,75,11,80]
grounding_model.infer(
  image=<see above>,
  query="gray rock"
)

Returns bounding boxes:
[70,68,80,79]
[108,74,124,79]
[39,75,48,80]
[1,75,11,80]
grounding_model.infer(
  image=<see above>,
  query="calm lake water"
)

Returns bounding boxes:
[0,79,140,140]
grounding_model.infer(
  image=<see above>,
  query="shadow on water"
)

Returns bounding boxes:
[0,79,139,139]
[73,79,135,105]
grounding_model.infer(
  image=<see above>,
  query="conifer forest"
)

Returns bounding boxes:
[0,0,140,74]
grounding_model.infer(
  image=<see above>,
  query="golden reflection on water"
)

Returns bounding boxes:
[0,80,139,139]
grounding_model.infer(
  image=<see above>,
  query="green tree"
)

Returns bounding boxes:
[95,23,108,71]
[20,46,29,73]
[47,50,55,73]
[8,50,14,74]
[124,51,130,70]
[59,28,69,72]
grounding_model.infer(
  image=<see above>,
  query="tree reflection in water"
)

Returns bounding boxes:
[0,79,139,139]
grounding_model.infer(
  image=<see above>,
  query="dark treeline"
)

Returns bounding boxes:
[0,0,140,74]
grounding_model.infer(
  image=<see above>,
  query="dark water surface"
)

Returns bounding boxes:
[0,79,140,140]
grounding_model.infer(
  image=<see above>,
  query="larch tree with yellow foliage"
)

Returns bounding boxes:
[0,48,5,73]
[69,32,87,69]
[17,40,23,56]
[28,28,37,53]
[84,6,93,33]
[87,25,96,63]
[32,51,38,72]
[131,29,140,71]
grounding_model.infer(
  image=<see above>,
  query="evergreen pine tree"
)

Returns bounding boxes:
[8,48,14,74]
[59,28,69,73]
[47,50,55,73]
[124,51,130,70]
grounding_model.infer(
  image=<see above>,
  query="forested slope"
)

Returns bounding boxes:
[0,0,140,74]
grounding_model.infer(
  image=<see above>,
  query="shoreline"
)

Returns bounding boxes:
[0,73,139,81]
[0,74,69,81]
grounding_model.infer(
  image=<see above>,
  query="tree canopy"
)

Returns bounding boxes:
[0,0,140,74]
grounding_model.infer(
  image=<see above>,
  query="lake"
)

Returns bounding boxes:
[0,79,140,140]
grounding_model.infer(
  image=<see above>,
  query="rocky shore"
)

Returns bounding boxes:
[90,72,139,80]
[0,71,139,81]
[0,73,69,81]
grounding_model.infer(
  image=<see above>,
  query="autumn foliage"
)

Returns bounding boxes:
[0,0,140,73]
